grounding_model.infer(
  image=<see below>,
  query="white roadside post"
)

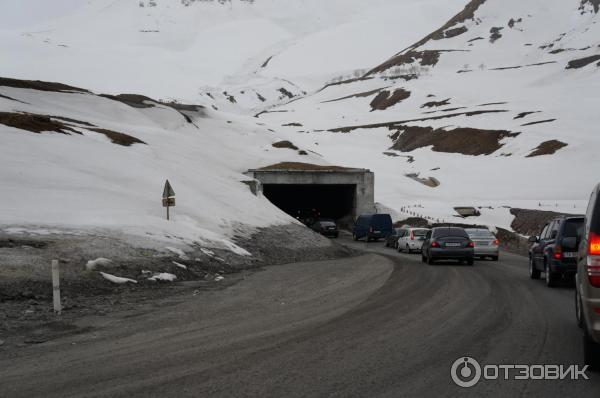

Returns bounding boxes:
[51,260,61,315]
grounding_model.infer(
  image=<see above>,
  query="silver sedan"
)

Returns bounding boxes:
[464,228,500,261]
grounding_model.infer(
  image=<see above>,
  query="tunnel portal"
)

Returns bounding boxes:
[262,184,356,221]
[245,162,375,225]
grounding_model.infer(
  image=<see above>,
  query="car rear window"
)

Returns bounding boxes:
[466,229,494,238]
[563,219,583,238]
[592,196,600,234]
[433,228,468,238]
[321,221,336,227]
[413,229,428,237]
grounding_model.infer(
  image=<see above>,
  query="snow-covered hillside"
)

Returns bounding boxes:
[258,0,600,228]
[0,0,464,112]
[1,0,599,246]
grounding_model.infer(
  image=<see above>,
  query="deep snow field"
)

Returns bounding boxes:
[1,0,599,257]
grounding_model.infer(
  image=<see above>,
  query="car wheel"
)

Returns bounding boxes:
[421,253,426,263]
[545,262,557,288]
[576,289,584,329]
[384,240,389,247]
[427,255,435,265]
[584,332,600,371]
[492,256,499,261]
[406,244,411,254]
[529,256,540,279]
[397,243,402,253]
[466,258,474,266]
[353,234,358,241]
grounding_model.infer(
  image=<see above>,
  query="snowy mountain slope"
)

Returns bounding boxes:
[257,0,600,227]
[0,0,464,113]
[0,77,327,251]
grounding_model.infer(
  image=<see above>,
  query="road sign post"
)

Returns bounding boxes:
[162,180,176,220]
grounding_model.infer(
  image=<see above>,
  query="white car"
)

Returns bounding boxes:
[397,228,430,253]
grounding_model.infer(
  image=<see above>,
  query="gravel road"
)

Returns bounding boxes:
[1,235,599,397]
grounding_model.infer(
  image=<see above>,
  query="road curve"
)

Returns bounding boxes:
[1,236,599,397]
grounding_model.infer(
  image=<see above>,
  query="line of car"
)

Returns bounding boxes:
[309,183,600,369]
[526,183,600,369]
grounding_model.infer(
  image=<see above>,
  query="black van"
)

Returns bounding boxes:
[352,214,393,242]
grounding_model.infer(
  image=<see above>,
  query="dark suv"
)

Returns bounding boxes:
[528,215,584,287]
[575,183,600,370]
[422,227,475,265]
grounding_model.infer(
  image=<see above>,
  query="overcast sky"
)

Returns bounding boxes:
[0,0,89,29]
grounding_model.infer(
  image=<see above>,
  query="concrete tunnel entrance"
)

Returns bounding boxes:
[245,162,376,227]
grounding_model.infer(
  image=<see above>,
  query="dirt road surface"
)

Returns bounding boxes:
[1,236,599,397]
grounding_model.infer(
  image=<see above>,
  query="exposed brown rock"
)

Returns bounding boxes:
[390,125,519,156]
[566,54,600,69]
[271,140,299,150]
[421,98,451,108]
[370,88,411,111]
[0,112,81,135]
[0,77,88,93]
[526,140,568,157]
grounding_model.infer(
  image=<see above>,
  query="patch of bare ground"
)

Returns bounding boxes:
[382,74,419,82]
[408,0,487,48]
[261,56,273,68]
[271,140,299,150]
[468,37,484,42]
[316,77,374,93]
[521,119,556,127]
[370,88,411,111]
[0,112,81,135]
[405,173,440,188]
[0,112,146,146]
[510,208,580,236]
[566,54,600,69]
[367,50,446,75]
[508,18,523,28]
[490,27,504,43]
[89,128,146,147]
[526,140,568,157]
[444,26,468,38]
[278,88,295,99]
[100,94,156,108]
[421,98,451,108]
[0,93,29,104]
[479,102,507,106]
[282,122,303,127]
[424,107,467,114]
[322,87,386,103]
[0,77,89,93]
[490,61,557,71]
[514,111,540,119]
[329,109,508,133]
[254,109,289,118]
[580,0,600,13]
[255,162,356,172]
[390,125,519,156]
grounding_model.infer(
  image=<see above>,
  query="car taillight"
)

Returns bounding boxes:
[468,241,475,248]
[431,241,440,248]
[553,244,562,260]
[588,233,600,287]
[492,239,499,246]
[410,231,414,241]
[590,232,600,255]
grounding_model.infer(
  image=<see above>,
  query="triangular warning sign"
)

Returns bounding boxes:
[163,180,175,198]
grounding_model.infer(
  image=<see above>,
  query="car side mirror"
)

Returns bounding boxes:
[562,237,577,250]
[528,236,539,243]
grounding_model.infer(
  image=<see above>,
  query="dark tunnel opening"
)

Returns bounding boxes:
[262,184,356,225]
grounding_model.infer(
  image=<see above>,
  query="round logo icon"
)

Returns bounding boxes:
[451,357,482,388]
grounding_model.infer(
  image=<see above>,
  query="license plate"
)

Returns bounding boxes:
[563,252,577,258]
[446,243,461,247]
